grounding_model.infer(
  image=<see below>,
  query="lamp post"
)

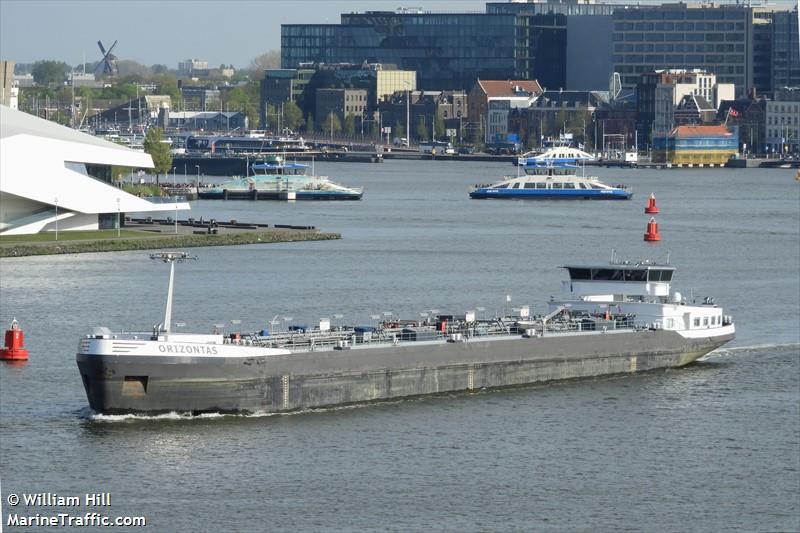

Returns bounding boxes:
[116,197,120,237]
[406,84,411,146]
[172,166,176,187]
[195,165,200,191]
[54,197,58,241]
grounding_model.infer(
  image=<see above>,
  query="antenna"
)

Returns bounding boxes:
[150,252,197,338]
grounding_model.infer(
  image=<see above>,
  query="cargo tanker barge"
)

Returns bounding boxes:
[77,252,735,414]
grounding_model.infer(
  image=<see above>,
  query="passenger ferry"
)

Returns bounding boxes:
[517,146,595,168]
[197,156,363,201]
[76,252,734,414]
[469,169,631,200]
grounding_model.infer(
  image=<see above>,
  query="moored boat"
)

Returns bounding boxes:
[197,156,363,201]
[517,146,595,167]
[76,252,734,415]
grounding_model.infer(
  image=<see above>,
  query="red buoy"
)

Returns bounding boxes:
[644,217,661,242]
[1,319,29,361]
[645,193,660,214]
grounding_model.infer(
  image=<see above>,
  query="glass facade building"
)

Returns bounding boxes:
[612,4,754,95]
[771,8,800,89]
[282,13,519,91]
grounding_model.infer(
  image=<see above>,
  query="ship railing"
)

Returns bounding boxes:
[248,315,639,351]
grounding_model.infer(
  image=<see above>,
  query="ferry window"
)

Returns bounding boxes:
[493,184,507,189]
[694,317,700,327]
[564,183,575,189]
[536,183,546,189]
[511,183,521,189]
[703,317,709,326]
[524,183,537,189]
[568,268,591,280]
[552,183,563,189]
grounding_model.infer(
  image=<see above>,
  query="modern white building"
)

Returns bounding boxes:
[0,105,190,235]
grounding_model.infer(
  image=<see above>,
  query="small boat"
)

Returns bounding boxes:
[470,165,632,200]
[517,146,595,167]
[197,156,363,201]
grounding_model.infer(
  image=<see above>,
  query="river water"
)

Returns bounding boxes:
[1,161,798,532]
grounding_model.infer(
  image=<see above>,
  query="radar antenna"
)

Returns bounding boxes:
[150,252,197,338]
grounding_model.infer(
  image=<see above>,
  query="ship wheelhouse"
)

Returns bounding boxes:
[562,263,676,302]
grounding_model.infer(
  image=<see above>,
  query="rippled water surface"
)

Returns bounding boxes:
[1,162,798,532]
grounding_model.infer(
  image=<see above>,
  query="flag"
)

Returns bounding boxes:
[728,108,739,118]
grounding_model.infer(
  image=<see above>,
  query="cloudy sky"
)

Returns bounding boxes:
[2,0,797,69]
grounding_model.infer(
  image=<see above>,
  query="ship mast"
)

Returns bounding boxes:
[150,252,196,338]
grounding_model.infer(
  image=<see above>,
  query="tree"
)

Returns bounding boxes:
[303,114,315,133]
[344,114,356,136]
[31,60,69,86]
[321,112,342,136]
[394,121,405,139]
[155,75,181,101]
[369,120,380,139]
[282,101,303,131]
[434,110,446,140]
[143,127,172,187]
[415,116,428,142]
[248,50,281,72]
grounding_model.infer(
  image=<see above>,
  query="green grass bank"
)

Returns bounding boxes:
[0,229,340,257]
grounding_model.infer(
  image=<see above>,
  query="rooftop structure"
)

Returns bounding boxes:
[0,105,189,235]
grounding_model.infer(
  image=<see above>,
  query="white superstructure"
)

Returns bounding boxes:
[0,105,190,235]
[552,261,735,338]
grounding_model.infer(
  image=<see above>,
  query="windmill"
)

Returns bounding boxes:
[96,40,118,76]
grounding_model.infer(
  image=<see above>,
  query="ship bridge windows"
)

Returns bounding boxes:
[647,269,674,282]
[564,183,576,189]
[524,182,537,189]
[567,267,653,282]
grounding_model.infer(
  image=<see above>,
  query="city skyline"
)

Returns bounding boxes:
[2,0,796,70]
[0,0,488,68]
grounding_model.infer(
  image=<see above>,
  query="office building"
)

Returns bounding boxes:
[765,88,800,154]
[771,7,800,90]
[613,3,754,95]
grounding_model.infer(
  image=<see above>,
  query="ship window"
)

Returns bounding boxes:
[703,317,709,326]
[524,182,537,189]
[592,269,623,281]
[568,267,591,280]
[552,183,563,189]
[511,182,521,189]
[564,183,576,189]
[536,183,546,189]
[694,317,700,327]
[648,269,673,282]
[624,269,648,281]
[492,184,507,189]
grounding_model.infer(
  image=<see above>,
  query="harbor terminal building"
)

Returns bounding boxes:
[0,105,190,236]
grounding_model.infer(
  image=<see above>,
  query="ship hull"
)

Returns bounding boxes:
[77,329,734,415]
[197,190,362,201]
[469,189,631,200]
